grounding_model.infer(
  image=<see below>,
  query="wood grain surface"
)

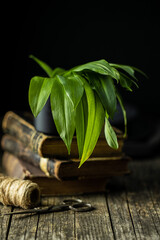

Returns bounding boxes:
[1,156,160,239]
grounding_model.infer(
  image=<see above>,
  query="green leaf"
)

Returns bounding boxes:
[120,72,139,90]
[78,79,95,164]
[116,91,127,137]
[51,67,65,77]
[29,55,53,77]
[130,66,148,78]
[86,72,117,118]
[75,92,88,158]
[79,84,105,167]
[29,55,65,77]
[110,63,138,81]
[28,76,54,117]
[110,63,148,80]
[119,73,133,91]
[104,115,118,149]
[56,74,84,109]
[72,59,120,82]
[50,76,76,153]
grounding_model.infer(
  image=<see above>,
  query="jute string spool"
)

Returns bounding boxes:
[0,174,40,209]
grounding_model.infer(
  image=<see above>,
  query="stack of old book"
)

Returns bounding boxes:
[1,111,130,195]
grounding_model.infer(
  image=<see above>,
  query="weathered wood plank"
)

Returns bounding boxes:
[36,196,75,240]
[1,157,160,240]
[106,189,136,240]
[148,183,160,229]
[75,194,114,240]
[33,197,55,240]
[105,157,160,240]
[0,205,12,240]
[124,158,160,240]
[6,208,39,240]
[126,187,160,240]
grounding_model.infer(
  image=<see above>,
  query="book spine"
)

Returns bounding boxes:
[1,134,61,179]
[2,111,47,155]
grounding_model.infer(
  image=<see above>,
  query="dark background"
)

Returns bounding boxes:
[1,0,160,116]
[0,0,160,157]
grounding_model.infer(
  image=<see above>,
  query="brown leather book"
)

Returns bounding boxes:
[2,111,125,158]
[1,134,130,180]
[2,152,110,196]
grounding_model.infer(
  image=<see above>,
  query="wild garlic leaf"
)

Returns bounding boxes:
[78,78,105,167]
[100,75,117,119]
[50,76,76,154]
[72,59,120,82]
[130,66,148,78]
[75,100,85,158]
[56,74,84,109]
[104,115,118,149]
[70,74,88,157]
[29,55,65,77]
[79,93,105,167]
[51,67,65,77]
[110,63,138,81]
[119,73,133,91]
[29,76,54,117]
[77,79,95,166]
[75,92,88,158]
[29,55,53,77]
[86,72,117,119]
[120,72,139,90]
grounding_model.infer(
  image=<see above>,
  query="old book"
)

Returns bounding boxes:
[2,152,110,196]
[2,111,125,158]
[1,134,129,179]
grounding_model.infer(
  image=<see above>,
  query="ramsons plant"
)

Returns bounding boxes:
[29,55,146,167]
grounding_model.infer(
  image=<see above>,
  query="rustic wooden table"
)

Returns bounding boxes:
[0,156,160,240]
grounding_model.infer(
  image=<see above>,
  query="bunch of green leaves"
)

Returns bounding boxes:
[29,55,146,167]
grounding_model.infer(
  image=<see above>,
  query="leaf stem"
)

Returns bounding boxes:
[116,91,127,138]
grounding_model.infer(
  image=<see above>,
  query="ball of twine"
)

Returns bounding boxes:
[0,175,40,209]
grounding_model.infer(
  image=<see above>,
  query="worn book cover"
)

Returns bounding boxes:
[1,134,130,180]
[2,152,110,196]
[2,111,125,158]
